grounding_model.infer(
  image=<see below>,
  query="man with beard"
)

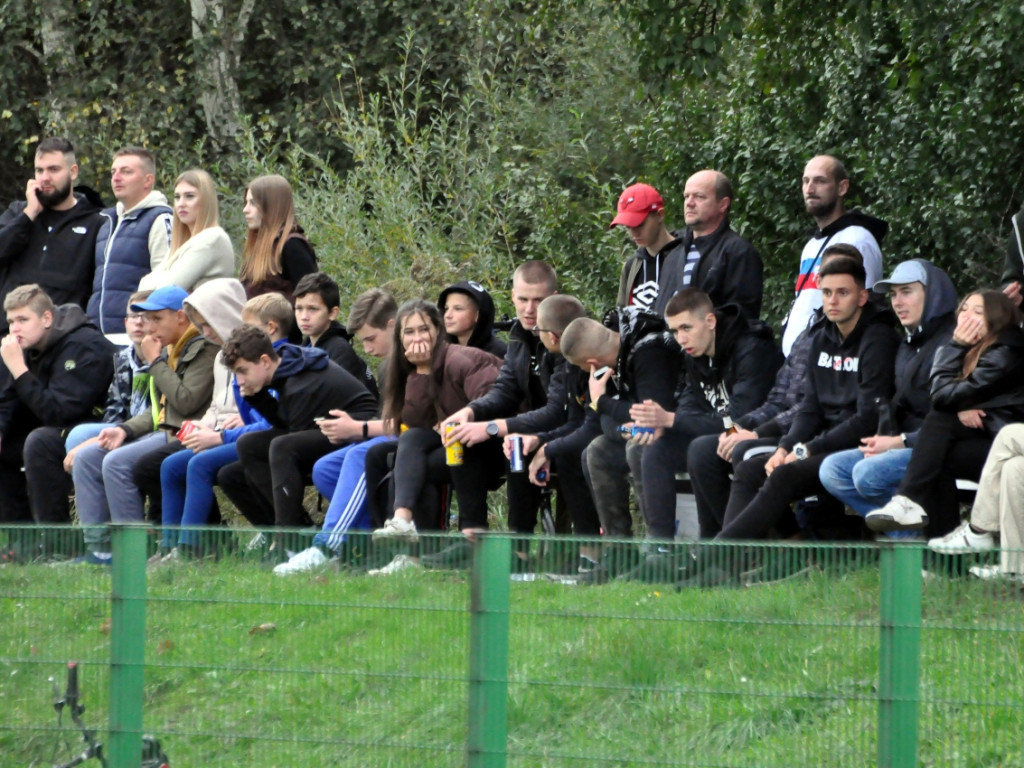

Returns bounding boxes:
[0,138,104,333]
[781,155,888,356]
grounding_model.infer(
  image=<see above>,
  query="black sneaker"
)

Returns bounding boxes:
[577,555,599,574]
[420,540,473,570]
[616,552,685,584]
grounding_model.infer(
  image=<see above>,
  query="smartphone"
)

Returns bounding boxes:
[592,365,610,379]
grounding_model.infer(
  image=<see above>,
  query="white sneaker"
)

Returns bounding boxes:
[928,521,996,555]
[372,517,419,542]
[273,546,331,576]
[368,554,422,576]
[969,564,1023,583]
[147,550,167,568]
[865,495,929,532]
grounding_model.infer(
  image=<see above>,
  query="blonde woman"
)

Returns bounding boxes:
[238,174,317,303]
[138,169,234,292]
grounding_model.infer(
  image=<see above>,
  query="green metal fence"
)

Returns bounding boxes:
[2,525,1023,767]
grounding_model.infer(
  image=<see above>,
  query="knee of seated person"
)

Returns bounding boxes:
[733,454,769,483]
[23,426,55,459]
[850,461,889,497]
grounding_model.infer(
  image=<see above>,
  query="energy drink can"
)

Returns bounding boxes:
[176,420,196,441]
[444,422,463,466]
[509,435,525,472]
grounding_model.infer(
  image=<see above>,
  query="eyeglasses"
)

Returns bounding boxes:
[125,312,148,322]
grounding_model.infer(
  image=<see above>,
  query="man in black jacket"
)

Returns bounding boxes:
[683,255,899,585]
[217,325,379,535]
[626,289,782,554]
[613,172,763,318]
[0,284,115,529]
[0,138,104,332]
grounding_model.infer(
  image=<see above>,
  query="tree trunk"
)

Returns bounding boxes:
[189,0,253,149]
[39,0,77,126]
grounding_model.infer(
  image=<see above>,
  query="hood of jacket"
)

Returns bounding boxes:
[115,189,170,219]
[25,304,95,366]
[315,320,353,345]
[437,280,499,351]
[602,305,677,375]
[182,278,247,346]
[895,259,959,345]
[819,296,896,350]
[816,210,889,243]
[273,343,329,381]
[708,303,774,367]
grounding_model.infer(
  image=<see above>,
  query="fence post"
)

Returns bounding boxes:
[878,544,922,768]
[468,534,510,768]
[108,525,148,768]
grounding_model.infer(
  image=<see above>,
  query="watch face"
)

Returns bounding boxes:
[794,444,808,460]
[486,422,499,437]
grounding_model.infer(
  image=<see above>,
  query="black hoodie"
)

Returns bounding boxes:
[0,304,115,438]
[305,320,379,400]
[594,306,680,427]
[674,304,783,434]
[883,260,958,442]
[437,280,507,357]
[779,300,899,456]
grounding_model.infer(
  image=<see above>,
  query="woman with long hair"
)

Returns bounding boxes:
[867,289,1024,535]
[138,169,233,291]
[367,299,503,572]
[238,174,317,302]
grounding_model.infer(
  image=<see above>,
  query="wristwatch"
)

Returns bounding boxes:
[485,422,500,438]
[792,443,810,460]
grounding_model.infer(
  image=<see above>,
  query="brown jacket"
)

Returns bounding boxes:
[401,344,501,429]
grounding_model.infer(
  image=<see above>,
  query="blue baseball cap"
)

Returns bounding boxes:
[130,285,189,313]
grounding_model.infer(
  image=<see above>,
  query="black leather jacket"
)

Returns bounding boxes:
[930,326,1024,435]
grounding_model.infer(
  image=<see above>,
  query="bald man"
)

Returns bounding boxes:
[613,171,763,318]
[780,154,887,356]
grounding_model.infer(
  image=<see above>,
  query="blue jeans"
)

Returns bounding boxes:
[818,447,912,517]
[311,436,393,552]
[160,441,242,548]
[65,423,106,452]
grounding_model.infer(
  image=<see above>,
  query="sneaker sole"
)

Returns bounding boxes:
[866,513,929,532]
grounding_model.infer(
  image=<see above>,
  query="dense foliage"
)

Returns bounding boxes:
[1,0,1022,323]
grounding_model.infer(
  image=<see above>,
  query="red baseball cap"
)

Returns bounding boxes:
[609,183,665,229]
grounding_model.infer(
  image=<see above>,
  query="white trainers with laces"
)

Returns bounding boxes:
[273,546,331,576]
[367,554,422,576]
[372,517,419,542]
[865,495,929,532]
[928,520,996,555]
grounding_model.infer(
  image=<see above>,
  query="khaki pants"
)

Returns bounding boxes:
[971,424,1024,573]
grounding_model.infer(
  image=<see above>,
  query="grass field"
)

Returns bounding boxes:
[2,541,1024,767]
